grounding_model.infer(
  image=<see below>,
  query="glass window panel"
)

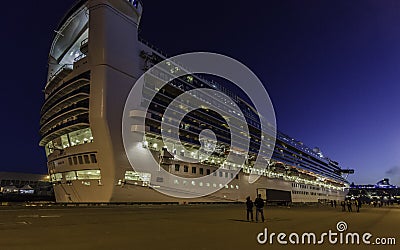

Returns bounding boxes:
[78,155,83,164]
[65,171,77,181]
[84,155,90,164]
[76,170,101,180]
[174,164,180,172]
[68,128,93,146]
[124,171,151,182]
[90,154,97,163]
[52,137,62,149]
[55,173,62,181]
[45,141,54,156]
[61,134,69,148]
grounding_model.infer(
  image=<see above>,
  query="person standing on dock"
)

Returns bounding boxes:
[355,199,361,213]
[347,200,353,212]
[254,194,265,222]
[341,201,346,211]
[246,196,254,221]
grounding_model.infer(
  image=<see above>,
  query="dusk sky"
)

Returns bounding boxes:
[2,0,400,185]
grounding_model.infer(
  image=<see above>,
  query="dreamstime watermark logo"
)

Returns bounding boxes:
[122,52,276,198]
[257,221,396,245]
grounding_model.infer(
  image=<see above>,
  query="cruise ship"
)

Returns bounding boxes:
[40,0,351,203]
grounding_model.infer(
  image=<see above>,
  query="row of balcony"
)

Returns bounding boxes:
[40,114,90,146]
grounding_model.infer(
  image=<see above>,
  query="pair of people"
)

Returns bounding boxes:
[344,199,361,212]
[246,194,265,222]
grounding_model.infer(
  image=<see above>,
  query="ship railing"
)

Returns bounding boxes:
[138,37,168,58]
[138,37,249,109]
[41,114,89,139]
[41,95,89,131]
[47,64,73,84]
[45,64,73,95]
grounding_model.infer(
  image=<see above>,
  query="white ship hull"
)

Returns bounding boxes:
[41,0,349,203]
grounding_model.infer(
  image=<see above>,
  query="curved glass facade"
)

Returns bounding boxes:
[45,127,93,156]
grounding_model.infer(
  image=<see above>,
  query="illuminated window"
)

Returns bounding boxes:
[51,173,63,182]
[124,171,151,183]
[76,170,101,180]
[186,75,193,83]
[68,128,93,146]
[61,134,69,148]
[65,171,77,181]
[45,141,54,156]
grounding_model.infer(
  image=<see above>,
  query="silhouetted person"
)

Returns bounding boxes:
[355,199,361,213]
[246,196,254,221]
[334,200,337,208]
[341,201,346,211]
[254,194,265,222]
[347,200,352,212]
[331,200,334,207]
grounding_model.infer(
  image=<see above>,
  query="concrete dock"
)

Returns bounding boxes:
[0,204,398,250]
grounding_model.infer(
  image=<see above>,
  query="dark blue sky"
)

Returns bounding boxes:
[2,0,400,185]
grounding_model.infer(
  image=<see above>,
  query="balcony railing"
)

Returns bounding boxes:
[40,99,89,130]
[45,64,73,95]
[41,78,90,115]
[40,93,89,123]
[39,114,90,146]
